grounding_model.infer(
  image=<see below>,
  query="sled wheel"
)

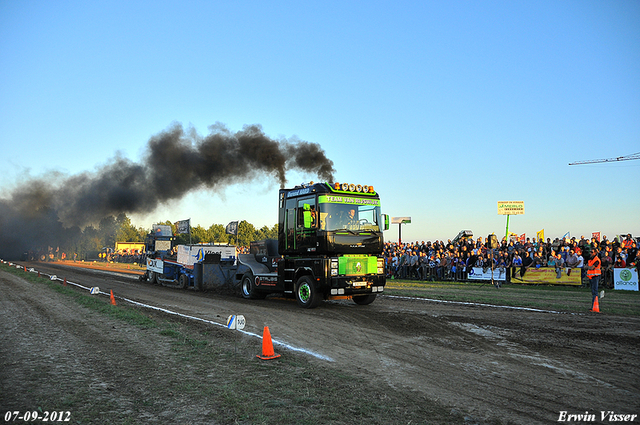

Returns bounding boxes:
[178,274,189,289]
[241,272,266,299]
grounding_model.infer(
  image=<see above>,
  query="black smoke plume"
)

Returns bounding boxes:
[0,122,335,259]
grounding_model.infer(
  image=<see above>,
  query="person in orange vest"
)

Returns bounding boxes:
[622,234,634,250]
[585,249,602,306]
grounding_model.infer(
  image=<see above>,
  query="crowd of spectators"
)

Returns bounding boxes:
[99,249,145,264]
[383,234,639,288]
[100,233,639,289]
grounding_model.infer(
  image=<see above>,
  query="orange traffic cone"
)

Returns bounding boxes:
[257,326,280,360]
[590,296,600,313]
[110,290,117,306]
[63,278,67,287]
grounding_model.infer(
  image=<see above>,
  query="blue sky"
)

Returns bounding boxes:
[1,0,638,243]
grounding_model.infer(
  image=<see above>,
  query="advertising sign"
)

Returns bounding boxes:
[154,240,171,252]
[467,267,507,281]
[318,195,381,206]
[391,217,412,224]
[497,201,525,215]
[176,244,237,267]
[115,242,145,253]
[614,268,639,291]
[511,267,582,286]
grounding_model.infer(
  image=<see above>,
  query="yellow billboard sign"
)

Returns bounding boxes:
[511,267,582,286]
[498,201,525,215]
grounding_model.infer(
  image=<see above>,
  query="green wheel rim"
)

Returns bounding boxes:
[299,283,311,302]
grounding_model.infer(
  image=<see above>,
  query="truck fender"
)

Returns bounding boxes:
[292,267,325,300]
[236,254,271,283]
[292,267,315,284]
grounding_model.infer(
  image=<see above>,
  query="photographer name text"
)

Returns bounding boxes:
[558,411,637,422]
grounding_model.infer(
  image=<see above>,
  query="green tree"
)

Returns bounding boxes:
[115,213,145,242]
[236,220,256,246]
[190,224,211,244]
[209,224,226,243]
[256,224,278,240]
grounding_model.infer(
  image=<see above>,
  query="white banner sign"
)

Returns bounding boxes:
[176,244,237,266]
[467,267,507,281]
[614,268,639,291]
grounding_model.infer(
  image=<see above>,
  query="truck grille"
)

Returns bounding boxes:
[339,255,377,276]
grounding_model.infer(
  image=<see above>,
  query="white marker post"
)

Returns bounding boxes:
[226,314,246,330]
[227,315,246,353]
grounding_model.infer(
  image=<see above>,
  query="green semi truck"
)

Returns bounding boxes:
[144,181,389,308]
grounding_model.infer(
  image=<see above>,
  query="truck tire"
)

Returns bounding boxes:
[178,274,189,289]
[353,294,377,305]
[241,273,266,299]
[295,275,321,309]
[148,271,158,284]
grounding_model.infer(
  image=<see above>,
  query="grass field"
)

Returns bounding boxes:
[384,278,640,316]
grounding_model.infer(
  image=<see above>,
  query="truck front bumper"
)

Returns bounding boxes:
[329,275,385,296]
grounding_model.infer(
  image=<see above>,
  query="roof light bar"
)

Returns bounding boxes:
[332,182,375,193]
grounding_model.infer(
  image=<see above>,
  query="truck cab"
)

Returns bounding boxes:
[241,182,388,308]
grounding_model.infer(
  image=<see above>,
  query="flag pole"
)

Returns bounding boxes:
[505,214,510,244]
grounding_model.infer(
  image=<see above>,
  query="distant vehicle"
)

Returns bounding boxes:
[452,230,473,245]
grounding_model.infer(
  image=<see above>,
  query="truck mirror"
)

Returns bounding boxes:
[383,214,390,231]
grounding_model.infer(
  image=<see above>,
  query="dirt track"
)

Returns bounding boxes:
[2,261,640,424]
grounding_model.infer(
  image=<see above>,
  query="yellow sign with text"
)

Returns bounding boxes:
[498,201,525,215]
[510,267,582,286]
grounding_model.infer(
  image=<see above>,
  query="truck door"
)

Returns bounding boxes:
[284,196,317,252]
[286,206,296,250]
[296,197,317,251]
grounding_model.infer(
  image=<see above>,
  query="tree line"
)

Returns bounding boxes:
[25,213,278,261]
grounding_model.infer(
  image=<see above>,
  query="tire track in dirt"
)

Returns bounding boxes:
[18,261,640,425]
[0,270,219,423]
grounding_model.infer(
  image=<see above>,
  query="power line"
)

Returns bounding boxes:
[568,151,640,165]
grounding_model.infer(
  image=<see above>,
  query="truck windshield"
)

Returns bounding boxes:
[317,196,382,232]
